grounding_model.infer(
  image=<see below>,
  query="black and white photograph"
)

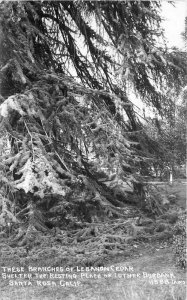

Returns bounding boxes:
[0,1,186,299]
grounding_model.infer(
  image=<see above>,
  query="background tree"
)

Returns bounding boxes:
[144,99,186,180]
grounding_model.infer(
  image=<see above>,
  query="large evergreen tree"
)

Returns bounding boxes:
[0,1,186,235]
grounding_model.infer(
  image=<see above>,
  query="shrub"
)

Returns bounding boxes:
[172,212,186,269]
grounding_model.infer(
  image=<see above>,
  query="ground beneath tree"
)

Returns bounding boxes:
[0,180,186,300]
[0,245,186,300]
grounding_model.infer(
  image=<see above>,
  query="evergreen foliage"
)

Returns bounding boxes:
[0,1,186,238]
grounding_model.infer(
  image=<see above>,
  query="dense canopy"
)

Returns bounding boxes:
[0,1,186,232]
